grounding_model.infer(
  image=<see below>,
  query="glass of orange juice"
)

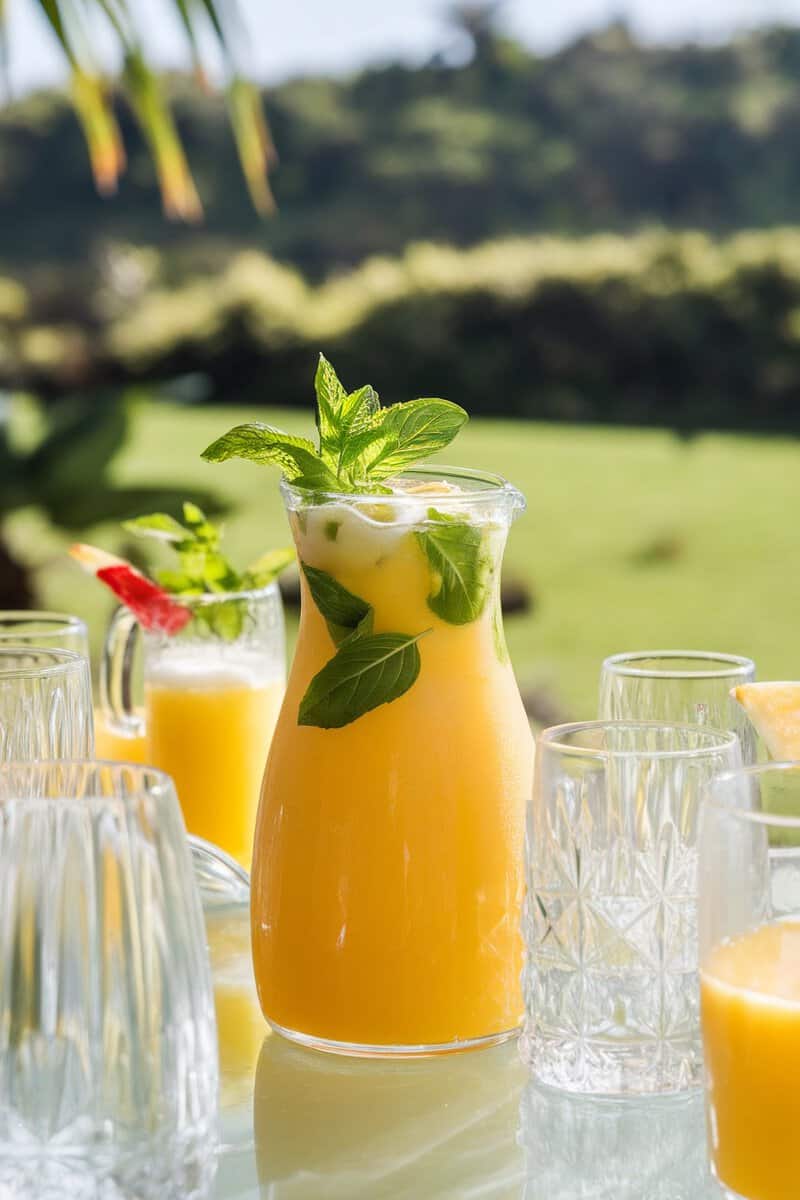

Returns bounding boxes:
[699,762,800,1200]
[100,582,285,867]
[251,466,534,1056]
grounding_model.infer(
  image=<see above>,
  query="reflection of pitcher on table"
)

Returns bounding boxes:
[100,584,285,867]
[254,1034,526,1199]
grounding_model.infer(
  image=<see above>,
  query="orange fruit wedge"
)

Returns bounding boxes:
[731,683,800,761]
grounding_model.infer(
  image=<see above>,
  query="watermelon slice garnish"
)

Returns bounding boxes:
[69,543,192,635]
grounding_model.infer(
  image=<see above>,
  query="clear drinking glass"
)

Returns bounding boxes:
[101,583,285,866]
[600,651,757,762]
[0,611,89,658]
[699,764,800,1200]
[523,720,741,1096]
[0,761,219,1198]
[0,646,93,761]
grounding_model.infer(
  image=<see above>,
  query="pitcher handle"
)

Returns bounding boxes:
[189,835,250,906]
[100,605,145,740]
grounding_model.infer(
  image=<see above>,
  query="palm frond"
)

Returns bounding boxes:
[196,0,277,214]
[168,0,209,88]
[35,0,126,193]
[29,0,273,221]
[124,49,202,221]
[70,68,126,193]
[227,76,276,215]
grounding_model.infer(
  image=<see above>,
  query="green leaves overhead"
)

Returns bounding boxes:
[415,508,492,625]
[203,353,468,494]
[31,0,272,219]
[298,631,425,729]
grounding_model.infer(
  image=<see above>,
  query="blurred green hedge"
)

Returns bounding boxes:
[4,228,800,430]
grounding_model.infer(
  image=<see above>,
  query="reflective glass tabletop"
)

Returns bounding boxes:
[207,905,725,1200]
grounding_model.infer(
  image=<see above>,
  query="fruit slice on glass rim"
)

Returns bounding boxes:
[732,682,800,760]
[69,543,192,635]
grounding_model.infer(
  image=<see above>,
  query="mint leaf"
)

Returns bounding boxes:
[301,562,371,645]
[315,352,381,474]
[178,543,238,590]
[202,424,341,490]
[415,508,491,625]
[314,353,347,465]
[155,568,200,592]
[341,398,468,482]
[182,501,207,526]
[298,631,426,728]
[243,547,295,588]
[195,598,246,642]
[181,500,219,543]
[123,512,190,543]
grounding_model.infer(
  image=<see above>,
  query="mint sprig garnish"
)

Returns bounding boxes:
[415,508,492,625]
[297,561,427,727]
[298,630,427,729]
[122,501,294,640]
[202,353,468,493]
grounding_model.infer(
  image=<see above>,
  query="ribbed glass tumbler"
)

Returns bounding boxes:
[0,646,93,761]
[0,611,89,658]
[0,762,219,1199]
[523,721,741,1097]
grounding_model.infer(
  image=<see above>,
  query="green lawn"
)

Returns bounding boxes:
[11,401,799,720]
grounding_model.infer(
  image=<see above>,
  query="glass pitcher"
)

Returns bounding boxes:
[251,466,534,1056]
[101,583,285,867]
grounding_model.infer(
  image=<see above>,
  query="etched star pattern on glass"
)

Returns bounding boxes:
[522,722,741,1096]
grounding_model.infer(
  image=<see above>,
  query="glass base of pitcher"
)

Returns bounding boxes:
[268,1018,520,1059]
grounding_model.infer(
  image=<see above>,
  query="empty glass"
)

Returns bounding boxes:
[0,646,93,761]
[599,651,757,763]
[0,610,89,658]
[523,720,741,1096]
[0,761,219,1197]
[699,764,800,1200]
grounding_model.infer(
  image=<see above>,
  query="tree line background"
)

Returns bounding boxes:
[3,16,800,431]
